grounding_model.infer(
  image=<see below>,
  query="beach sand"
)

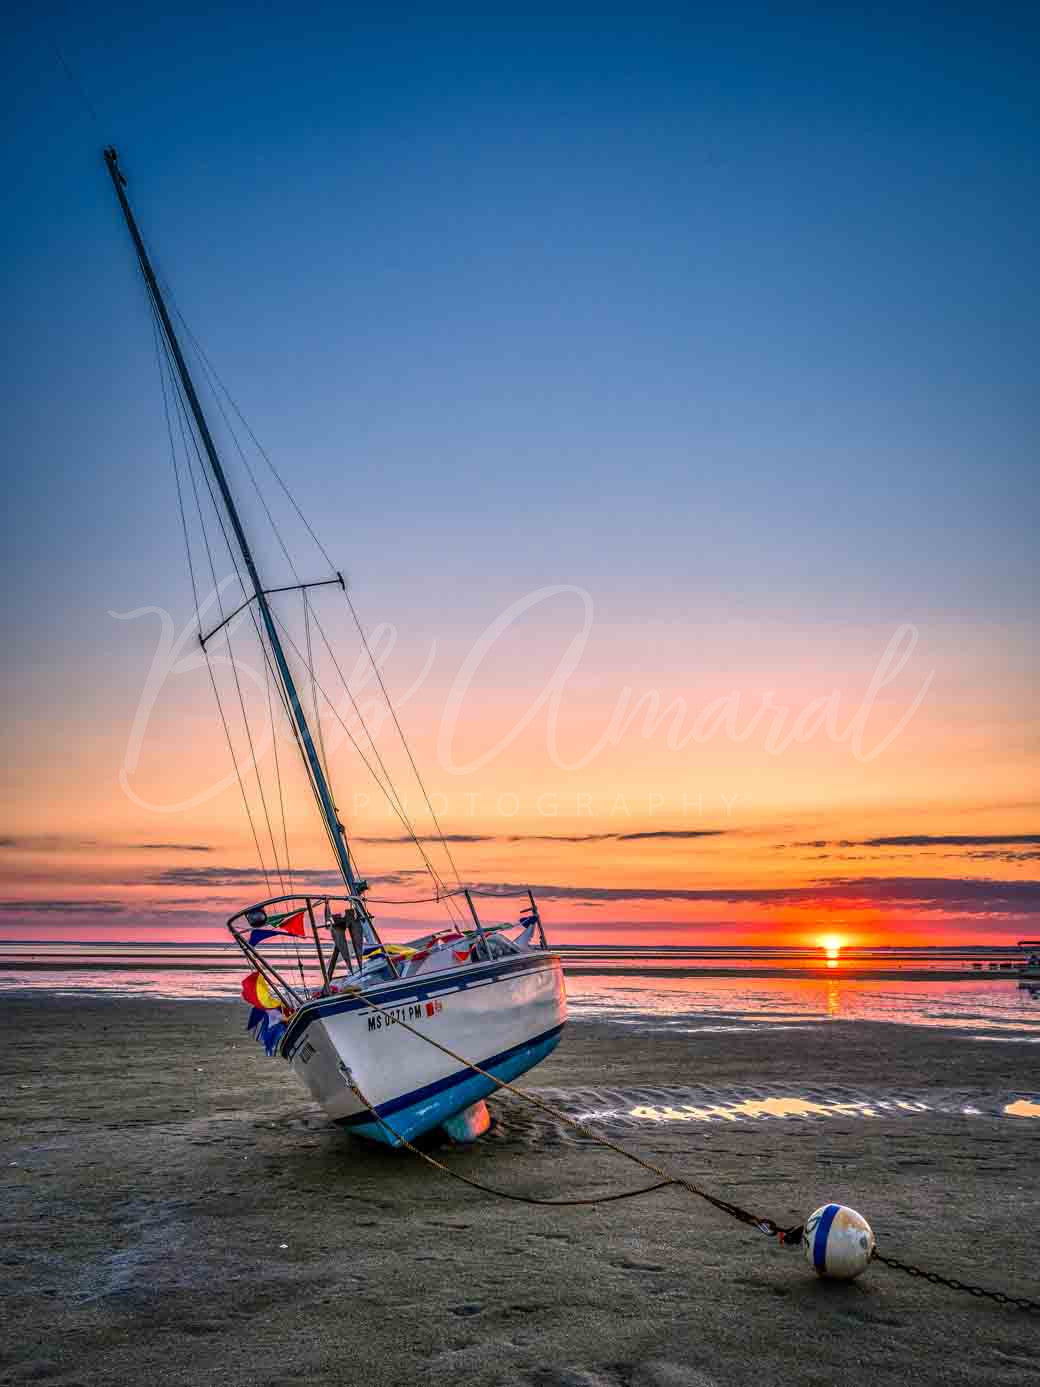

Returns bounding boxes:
[1,996,1037,1386]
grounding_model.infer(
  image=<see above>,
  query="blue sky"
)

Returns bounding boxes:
[4,5,1037,640]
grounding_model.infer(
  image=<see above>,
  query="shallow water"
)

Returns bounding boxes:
[2,957,1039,1040]
[565,972,1040,1040]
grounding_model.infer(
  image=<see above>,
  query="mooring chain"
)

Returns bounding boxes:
[335,985,1039,1311]
[872,1252,1040,1313]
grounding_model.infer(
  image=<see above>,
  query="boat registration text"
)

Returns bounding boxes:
[367,999,444,1031]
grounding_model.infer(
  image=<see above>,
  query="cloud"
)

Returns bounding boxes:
[508,834,610,843]
[132,843,213,853]
[861,834,1040,848]
[507,829,726,844]
[0,899,127,914]
[615,830,725,843]
[0,837,213,853]
[469,876,1040,916]
[788,834,1040,849]
[358,829,727,847]
[357,834,497,845]
[962,849,1040,863]
[817,876,1040,911]
[138,871,1037,915]
[147,865,429,890]
[0,836,99,852]
[148,895,246,907]
[151,866,346,888]
[369,870,430,888]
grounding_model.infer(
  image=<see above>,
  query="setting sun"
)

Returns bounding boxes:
[819,935,845,961]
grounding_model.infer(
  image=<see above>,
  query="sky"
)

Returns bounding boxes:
[1,3,1037,948]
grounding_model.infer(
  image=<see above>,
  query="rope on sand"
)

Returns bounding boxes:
[336,987,1040,1312]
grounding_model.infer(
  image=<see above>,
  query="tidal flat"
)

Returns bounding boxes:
[1,996,1037,1386]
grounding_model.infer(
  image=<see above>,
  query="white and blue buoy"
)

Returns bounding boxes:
[802,1204,875,1280]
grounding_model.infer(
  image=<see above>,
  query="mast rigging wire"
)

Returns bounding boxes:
[164,329,285,894]
[169,314,357,894]
[300,594,465,923]
[302,592,333,792]
[154,285,465,926]
[165,299,465,907]
[265,604,467,928]
[51,37,102,130]
[265,656,293,891]
[174,359,464,919]
[292,602,465,923]
[151,310,272,896]
[262,653,306,987]
[126,169,366,928]
[343,588,464,891]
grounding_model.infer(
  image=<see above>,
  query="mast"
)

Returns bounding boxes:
[103,147,363,904]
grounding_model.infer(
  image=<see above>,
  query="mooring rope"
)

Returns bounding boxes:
[344,1078,675,1208]
[338,986,800,1235]
[334,983,1040,1311]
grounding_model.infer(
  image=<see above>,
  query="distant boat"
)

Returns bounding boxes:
[1017,942,1040,985]
[104,147,567,1145]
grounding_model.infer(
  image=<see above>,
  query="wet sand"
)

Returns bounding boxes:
[1,996,1037,1386]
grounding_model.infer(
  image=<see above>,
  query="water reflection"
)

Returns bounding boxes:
[631,1095,935,1122]
[0,969,240,1001]
[1005,1099,1040,1118]
[4,963,1040,1043]
[825,980,840,1018]
[566,973,1040,1038]
[624,1093,1038,1123]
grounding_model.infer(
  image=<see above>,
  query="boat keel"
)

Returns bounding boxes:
[441,1099,491,1143]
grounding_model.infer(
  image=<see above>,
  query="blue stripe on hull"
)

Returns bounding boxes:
[340,1025,564,1146]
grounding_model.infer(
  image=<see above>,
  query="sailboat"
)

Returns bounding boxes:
[104,147,567,1145]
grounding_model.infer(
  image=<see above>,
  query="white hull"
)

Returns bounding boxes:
[281,952,566,1142]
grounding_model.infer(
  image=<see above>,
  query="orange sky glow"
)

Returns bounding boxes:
[3,603,1036,949]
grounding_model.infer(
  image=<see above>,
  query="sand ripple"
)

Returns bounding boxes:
[486,1083,1040,1145]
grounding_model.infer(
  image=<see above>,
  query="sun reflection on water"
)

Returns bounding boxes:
[626,1094,1040,1123]
[1005,1099,1040,1118]
[630,1095,937,1123]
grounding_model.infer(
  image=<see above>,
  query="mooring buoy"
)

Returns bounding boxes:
[802,1203,875,1280]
